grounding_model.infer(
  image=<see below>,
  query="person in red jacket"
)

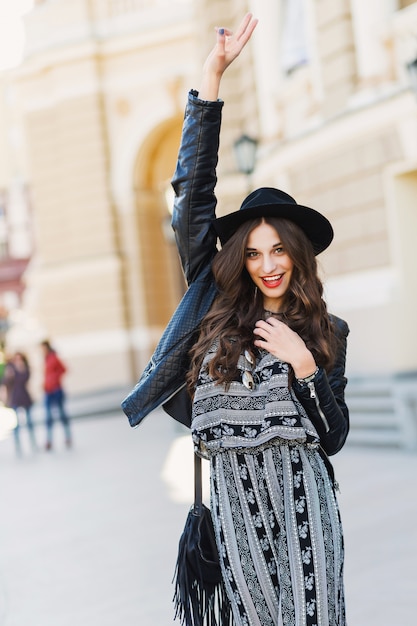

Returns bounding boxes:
[41,340,72,450]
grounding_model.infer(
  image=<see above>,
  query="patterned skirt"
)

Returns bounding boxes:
[210,442,346,626]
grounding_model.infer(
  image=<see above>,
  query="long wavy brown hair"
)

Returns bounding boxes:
[187,216,337,394]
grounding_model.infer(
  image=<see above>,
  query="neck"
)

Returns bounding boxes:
[263,308,282,318]
[263,298,283,315]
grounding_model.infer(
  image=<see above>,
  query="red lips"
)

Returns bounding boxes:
[261,274,284,289]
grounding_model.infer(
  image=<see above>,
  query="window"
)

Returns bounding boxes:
[280,0,309,74]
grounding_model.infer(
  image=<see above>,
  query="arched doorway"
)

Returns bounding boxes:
[133,116,184,330]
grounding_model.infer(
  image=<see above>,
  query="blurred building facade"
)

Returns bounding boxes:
[0,0,417,399]
[0,70,33,343]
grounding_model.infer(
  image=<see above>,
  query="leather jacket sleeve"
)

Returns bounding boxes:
[122,92,223,428]
[171,91,224,285]
[292,316,350,456]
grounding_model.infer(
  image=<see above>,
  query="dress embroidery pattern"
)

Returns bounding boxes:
[193,348,346,626]
[192,348,319,455]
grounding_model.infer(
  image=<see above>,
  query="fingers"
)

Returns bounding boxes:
[253,318,287,343]
[253,320,275,340]
[255,318,281,330]
[215,12,258,49]
[234,12,258,44]
[215,27,233,37]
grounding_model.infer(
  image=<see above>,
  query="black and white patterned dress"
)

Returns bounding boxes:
[192,347,346,626]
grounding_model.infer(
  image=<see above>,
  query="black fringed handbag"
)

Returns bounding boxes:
[173,453,232,626]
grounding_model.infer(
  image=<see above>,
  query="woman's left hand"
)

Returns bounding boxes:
[253,317,317,378]
[199,13,258,101]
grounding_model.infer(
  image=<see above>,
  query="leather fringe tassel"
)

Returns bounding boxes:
[173,503,233,626]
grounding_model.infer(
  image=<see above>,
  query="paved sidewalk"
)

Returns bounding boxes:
[0,409,416,625]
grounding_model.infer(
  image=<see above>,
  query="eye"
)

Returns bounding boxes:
[245,250,259,258]
[273,247,284,255]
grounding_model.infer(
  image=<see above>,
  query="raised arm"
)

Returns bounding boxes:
[171,14,258,285]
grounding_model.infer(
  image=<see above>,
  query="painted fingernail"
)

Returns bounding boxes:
[219,28,224,35]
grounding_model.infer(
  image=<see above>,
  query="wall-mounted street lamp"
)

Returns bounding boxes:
[406,57,417,96]
[233,133,258,192]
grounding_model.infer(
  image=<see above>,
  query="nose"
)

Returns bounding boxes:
[261,254,277,274]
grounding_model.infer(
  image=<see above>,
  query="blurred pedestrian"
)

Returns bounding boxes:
[3,352,37,455]
[0,348,6,383]
[41,340,72,450]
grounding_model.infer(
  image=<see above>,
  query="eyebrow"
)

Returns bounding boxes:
[245,242,282,250]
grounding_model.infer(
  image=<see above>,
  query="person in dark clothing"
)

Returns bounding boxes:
[3,352,37,455]
[41,340,72,450]
[124,13,349,626]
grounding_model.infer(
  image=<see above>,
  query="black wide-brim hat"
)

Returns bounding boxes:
[213,187,333,255]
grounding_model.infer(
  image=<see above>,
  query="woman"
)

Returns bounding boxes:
[41,340,72,450]
[3,352,37,454]
[123,13,349,626]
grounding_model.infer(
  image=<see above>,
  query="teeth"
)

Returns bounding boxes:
[264,275,282,282]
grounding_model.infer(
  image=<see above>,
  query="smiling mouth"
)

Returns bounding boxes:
[261,274,284,288]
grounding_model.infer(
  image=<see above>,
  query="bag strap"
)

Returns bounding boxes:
[194,453,203,515]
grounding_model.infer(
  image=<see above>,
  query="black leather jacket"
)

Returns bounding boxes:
[122,91,349,457]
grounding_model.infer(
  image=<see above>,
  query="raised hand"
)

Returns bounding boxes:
[199,13,258,101]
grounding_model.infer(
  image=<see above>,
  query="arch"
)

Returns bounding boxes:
[134,116,183,190]
[132,114,185,329]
